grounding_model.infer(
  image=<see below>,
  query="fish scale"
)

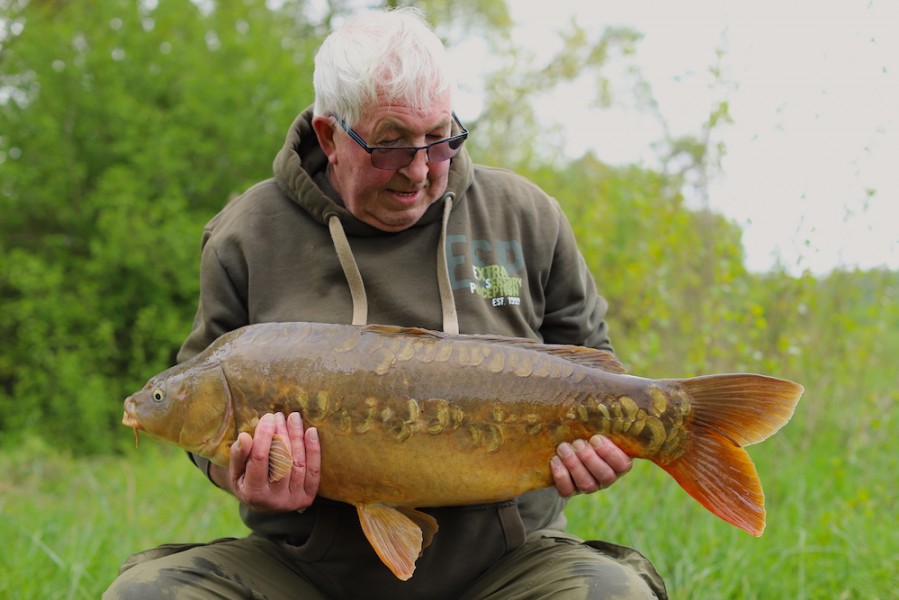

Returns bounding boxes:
[123,321,803,581]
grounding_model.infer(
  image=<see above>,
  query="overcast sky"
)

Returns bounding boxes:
[450,0,898,274]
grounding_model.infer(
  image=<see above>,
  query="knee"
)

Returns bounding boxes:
[103,559,205,600]
[103,562,171,600]
[578,558,664,600]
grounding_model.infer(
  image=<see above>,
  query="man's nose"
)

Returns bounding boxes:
[399,146,430,182]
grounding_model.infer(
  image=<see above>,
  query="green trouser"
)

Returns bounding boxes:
[104,530,667,599]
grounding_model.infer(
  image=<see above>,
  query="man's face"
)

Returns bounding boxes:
[316,99,455,232]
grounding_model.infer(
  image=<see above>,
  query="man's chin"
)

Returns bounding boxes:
[366,206,429,232]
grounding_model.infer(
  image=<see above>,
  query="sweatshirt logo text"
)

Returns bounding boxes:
[446,235,523,308]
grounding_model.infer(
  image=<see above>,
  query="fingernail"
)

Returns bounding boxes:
[572,439,586,451]
[557,442,573,457]
[550,456,563,470]
[307,427,318,442]
[589,435,605,448]
[289,412,301,426]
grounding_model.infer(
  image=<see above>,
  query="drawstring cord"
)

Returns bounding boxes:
[327,214,368,326]
[437,194,459,334]
[325,193,459,333]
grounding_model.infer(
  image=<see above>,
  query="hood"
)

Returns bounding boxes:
[270,107,471,334]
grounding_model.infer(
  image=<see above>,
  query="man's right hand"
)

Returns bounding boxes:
[212,412,321,512]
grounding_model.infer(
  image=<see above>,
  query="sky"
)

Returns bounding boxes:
[449,0,899,274]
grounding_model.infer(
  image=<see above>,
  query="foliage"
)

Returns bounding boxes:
[0,0,321,451]
[1,0,895,476]
[528,153,755,374]
[389,0,513,38]
[1,1,896,597]
[469,22,643,168]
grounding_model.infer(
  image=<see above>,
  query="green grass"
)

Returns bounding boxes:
[2,381,896,598]
[0,440,244,599]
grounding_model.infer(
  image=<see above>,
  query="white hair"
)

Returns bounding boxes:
[313,7,456,125]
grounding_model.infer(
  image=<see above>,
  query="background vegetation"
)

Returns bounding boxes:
[1,0,896,597]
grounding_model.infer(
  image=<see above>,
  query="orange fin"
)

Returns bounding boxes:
[356,503,431,580]
[658,374,803,536]
[397,507,438,551]
[538,345,626,373]
[660,427,767,535]
[268,434,292,482]
[679,374,804,445]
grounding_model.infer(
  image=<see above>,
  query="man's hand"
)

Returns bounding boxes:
[215,412,321,512]
[550,435,632,497]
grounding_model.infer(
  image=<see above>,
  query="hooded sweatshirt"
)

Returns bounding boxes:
[179,107,613,599]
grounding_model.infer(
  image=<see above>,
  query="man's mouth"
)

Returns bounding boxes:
[389,188,423,204]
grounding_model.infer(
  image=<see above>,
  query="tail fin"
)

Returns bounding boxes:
[657,374,803,536]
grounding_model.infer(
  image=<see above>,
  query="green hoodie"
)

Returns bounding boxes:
[179,108,614,598]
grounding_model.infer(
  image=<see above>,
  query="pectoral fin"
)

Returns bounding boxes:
[268,434,292,482]
[356,503,438,580]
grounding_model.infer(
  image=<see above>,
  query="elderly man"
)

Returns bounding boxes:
[105,8,666,599]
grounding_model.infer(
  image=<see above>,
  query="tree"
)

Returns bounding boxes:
[0,0,322,451]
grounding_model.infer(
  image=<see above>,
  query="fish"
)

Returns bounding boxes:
[122,321,803,580]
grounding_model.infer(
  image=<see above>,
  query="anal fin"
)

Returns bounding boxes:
[356,503,437,580]
[397,507,438,552]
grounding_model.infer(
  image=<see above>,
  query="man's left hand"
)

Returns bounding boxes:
[550,435,632,497]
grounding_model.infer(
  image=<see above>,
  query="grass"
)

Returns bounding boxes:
[2,379,896,598]
[0,440,243,599]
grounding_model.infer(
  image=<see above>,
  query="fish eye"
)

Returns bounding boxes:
[152,389,165,402]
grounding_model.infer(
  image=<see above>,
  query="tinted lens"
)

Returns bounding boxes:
[368,134,466,170]
[371,148,417,170]
[428,137,464,162]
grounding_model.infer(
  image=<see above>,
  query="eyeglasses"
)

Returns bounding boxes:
[334,113,469,170]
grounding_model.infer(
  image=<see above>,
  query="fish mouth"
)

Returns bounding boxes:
[122,412,142,447]
[122,397,142,447]
[121,409,139,428]
[122,396,140,427]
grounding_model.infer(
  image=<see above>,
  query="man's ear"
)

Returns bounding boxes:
[312,115,338,165]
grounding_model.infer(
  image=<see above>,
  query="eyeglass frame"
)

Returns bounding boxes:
[332,112,469,170]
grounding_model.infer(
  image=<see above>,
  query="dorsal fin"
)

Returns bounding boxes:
[363,324,626,374]
[536,345,626,373]
[364,324,446,339]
